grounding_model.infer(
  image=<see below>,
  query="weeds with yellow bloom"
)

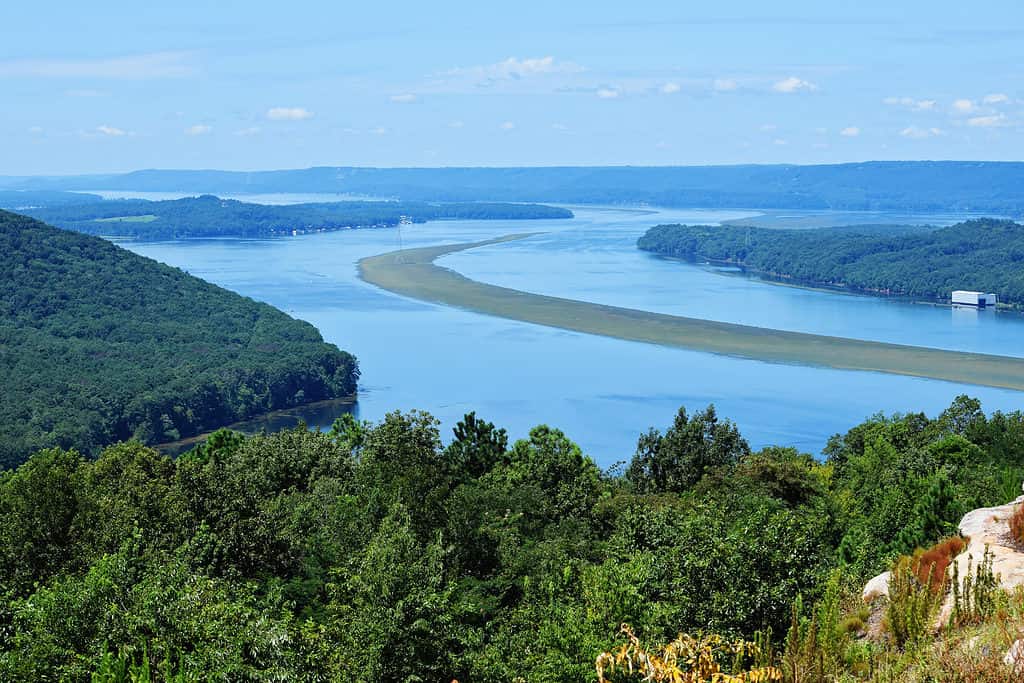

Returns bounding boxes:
[596,624,782,682]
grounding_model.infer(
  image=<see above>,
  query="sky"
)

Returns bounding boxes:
[2,0,1024,174]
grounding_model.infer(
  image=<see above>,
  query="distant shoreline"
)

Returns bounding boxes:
[647,252,1022,313]
[359,235,1024,392]
[152,395,356,456]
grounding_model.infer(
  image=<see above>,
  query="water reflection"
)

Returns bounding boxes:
[156,397,356,456]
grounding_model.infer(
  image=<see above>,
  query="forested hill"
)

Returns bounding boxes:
[6,161,1024,213]
[0,190,103,209]
[638,218,1024,306]
[0,210,359,469]
[19,195,572,240]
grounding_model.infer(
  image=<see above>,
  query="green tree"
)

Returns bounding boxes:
[356,410,450,539]
[627,405,749,493]
[326,503,461,681]
[446,411,508,479]
[892,472,960,554]
[0,448,84,593]
[497,425,602,521]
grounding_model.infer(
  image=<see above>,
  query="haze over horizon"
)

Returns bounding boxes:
[4,0,1024,176]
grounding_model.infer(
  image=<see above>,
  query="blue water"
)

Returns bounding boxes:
[125,205,1024,466]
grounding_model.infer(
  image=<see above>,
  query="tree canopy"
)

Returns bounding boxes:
[2,396,1022,680]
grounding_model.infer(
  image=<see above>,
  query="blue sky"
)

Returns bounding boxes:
[3,0,1024,174]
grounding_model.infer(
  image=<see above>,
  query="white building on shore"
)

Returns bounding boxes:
[952,290,998,308]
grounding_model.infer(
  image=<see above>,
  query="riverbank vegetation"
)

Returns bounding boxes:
[0,210,359,469]
[2,396,1023,680]
[19,195,572,240]
[638,218,1024,307]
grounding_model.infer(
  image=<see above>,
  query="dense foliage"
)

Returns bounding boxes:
[7,162,1024,213]
[638,219,1024,306]
[20,195,572,240]
[0,211,358,469]
[1,395,1021,680]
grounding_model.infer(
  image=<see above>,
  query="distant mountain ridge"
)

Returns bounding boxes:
[3,161,1023,213]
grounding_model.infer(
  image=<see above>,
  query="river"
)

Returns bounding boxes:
[124,202,1024,466]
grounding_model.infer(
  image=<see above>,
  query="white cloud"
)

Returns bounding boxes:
[184,124,212,136]
[443,56,583,84]
[390,93,417,103]
[814,127,828,135]
[448,120,464,129]
[713,78,737,92]
[551,123,569,130]
[773,76,817,93]
[983,93,1010,105]
[596,87,620,99]
[0,51,195,79]
[96,125,128,137]
[234,126,261,136]
[759,123,778,132]
[967,113,1008,127]
[371,126,387,135]
[883,97,935,111]
[773,138,788,145]
[28,126,44,134]
[900,125,944,139]
[840,126,860,137]
[500,121,515,130]
[952,98,975,113]
[266,107,313,121]
[660,82,680,94]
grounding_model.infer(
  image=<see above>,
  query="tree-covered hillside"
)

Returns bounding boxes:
[1,397,1021,680]
[0,210,358,468]
[638,218,1024,306]
[20,195,572,240]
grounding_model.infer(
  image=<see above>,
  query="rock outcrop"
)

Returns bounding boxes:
[862,571,891,602]
[862,492,1024,627]
[937,493,1024,623]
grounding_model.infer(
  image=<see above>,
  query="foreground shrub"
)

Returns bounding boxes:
[916,536,967,593]
[596,624,780,682]
[1009,503,1024,546]
[887,555,943,648]
[949,546,999,627]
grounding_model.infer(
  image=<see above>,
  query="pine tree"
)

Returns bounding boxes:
[893,473,959,554]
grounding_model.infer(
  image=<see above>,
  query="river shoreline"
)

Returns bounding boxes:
[153,395,357,456]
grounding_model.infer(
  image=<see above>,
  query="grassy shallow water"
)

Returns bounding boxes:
[359,234,1024,392]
